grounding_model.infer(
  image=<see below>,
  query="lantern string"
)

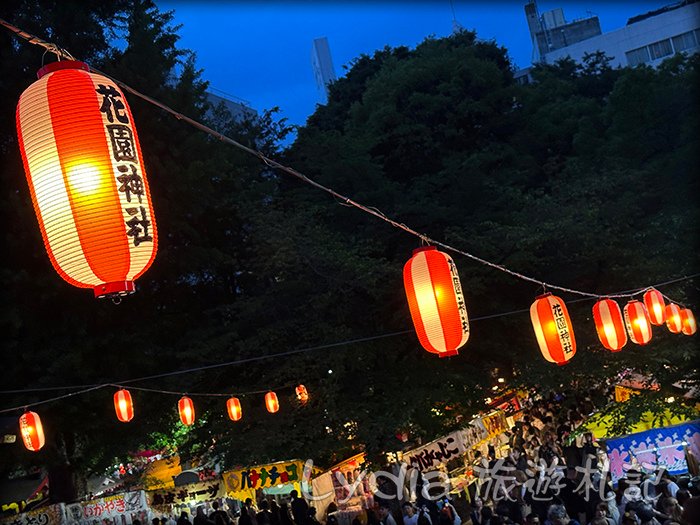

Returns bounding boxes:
[108,384,289,398]
[0,385,108,415]
[0,17,697,302]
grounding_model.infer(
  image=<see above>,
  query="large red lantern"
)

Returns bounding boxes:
[665,303,683,333]
[19,411,45,452]
[226,397,242,421]
[178,396,195,426]
[403,247,469,357]
[530,293,576,365]
[114,389,134,423]
[624,301,652,345]
[265,391,279,413]
[16,61,157,299]
[592,299,627,351]
[295,384,309,404]
[680,308,697,336]
[643,288,666,325]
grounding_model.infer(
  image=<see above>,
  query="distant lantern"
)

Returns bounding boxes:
[592,299,627,351]
[530,293,576,365]
[113,389,134,423]
[19,411,45,452]
[680,308,697,336]
[265,391,279,414]
[295,384,309,404]
[226,397,242,421]
[403,247,469,357]
[178,396,195,426]
[16,61,157,299]
[665,303,683,334]
[624,300,652,345]
[643,289,666,325]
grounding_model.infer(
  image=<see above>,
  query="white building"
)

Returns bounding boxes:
[206,88,257,123]
[311,37,337,103]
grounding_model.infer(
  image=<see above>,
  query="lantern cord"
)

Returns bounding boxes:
[0,17,74,61]
[0,17,698,303]
[0,385,107,415]
[107,383,291,398]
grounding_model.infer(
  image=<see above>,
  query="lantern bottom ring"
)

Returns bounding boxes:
[94,281,136,299]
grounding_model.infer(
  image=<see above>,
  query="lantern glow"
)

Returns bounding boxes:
[16,60,157,299]
[643,289,666,325]
[265,391,279,413]
[403,247,469,357]
[113,389,134,423]
[680,309,697,336]
[178,396,195,426]
[295,384,309,404]
[624,301,652,345]
[665,303,683,333]
[592,299,627,351]
[226,397,242,421]
[530,293,576,365]
[19,411,45,452]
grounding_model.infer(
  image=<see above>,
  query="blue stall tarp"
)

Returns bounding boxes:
[605,419,700,483]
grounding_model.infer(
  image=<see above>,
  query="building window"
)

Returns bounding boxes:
[626,46,650,66]
[672,31,698,52]
[648,39,673,60]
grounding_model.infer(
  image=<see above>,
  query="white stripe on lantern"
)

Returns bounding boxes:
[530,301,552,362]
[599,300,620,349]
[87,75,156,281]
[409,251,448,353]
[17,76,101,286]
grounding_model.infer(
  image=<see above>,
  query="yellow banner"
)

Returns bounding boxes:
[148,480,225,507]
[614,385,640,403]
[222,460,305,498]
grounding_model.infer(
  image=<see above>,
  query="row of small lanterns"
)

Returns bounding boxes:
[19,385,309,452]
[404,247,696,365]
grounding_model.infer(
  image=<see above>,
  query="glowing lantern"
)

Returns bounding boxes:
[226,397,242,421]
[16,61,157,299]
[295,384,309,404]
[643,289,666,325]
[178,396,195,426]
[530,293,576,365]
[19,411,45,452]
[403,247,469,357]
[265,391,279,413]
[113,389,134,423]
[624,301,652,345]
[680,309,697,336]
[665,303,683,334]
[592,299,627,351]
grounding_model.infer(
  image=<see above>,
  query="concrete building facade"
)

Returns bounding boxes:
[311,37,337,103]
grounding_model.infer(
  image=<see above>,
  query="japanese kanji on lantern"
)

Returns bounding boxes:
[226,397,242,421]
[19,411,45,452]
[665,303,683,333]
[643,288,666,325]
[680,308,697,336]
[265,391,279,413]
[16,61,157,299]
[295,384,309,404]
[624,300,652,345]
[530,293,576,365]
[114,389,134,423]
[178,396,195,426]
[592,298,627,352]
[403,247,469,357]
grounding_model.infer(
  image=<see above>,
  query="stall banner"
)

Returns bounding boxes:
[223,460,305,498]
[461,418,489,450]
[0,503,65,525]
[481,411,508,438]
[403,429,466,470]
[605,420,700,484]
[65,491,148,525]
[147,481,225,506]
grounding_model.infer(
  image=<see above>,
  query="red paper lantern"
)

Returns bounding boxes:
[226,397,242,421]
[643,288,666,325]
[592,299,627,351]
[680,308,697,336]
[665,303,683,334]
[178,396,195,426]
[16,61,157,299]
[530,293,576,365]
[624,301,652,345]
[265,391,279,413]
[295,384,309,404]
[403,247,469,357]
[19,411,45,452]
[114,389,134,423]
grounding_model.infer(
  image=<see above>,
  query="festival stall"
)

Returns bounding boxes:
[322,454,372,525]
[0,503,65,525]
[222,459,312,502]
[64,491,150,525]
[147,479,228,515]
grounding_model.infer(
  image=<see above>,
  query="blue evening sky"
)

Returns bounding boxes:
[158,1,662,128]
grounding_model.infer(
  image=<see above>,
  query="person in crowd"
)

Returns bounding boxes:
[239,499,256,525]
[194,507,214,525]
[257,500,272,525]
[270,501,282,525]
[659,498,682,525]
[403,503,419,525]
[525,513,541,525]
[546,504,581,525]
[290,490,310,525]
[378,505,398,525]
[591,503,615,525]
[177,512,192,525]
[279,503,294,525]
[366,508,381,525]
[306,508,321,525]
[210,502,231,525]
[480,507,494,525]
[470,497,486,525]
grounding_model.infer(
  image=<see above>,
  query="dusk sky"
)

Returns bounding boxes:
[158,1,663,129]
